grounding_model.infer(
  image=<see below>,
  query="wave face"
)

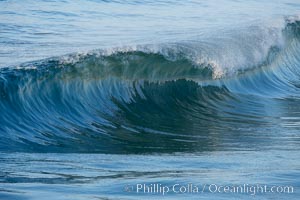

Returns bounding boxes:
[1,20,300,153]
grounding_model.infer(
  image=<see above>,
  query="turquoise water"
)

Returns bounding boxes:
[0,0,300,199]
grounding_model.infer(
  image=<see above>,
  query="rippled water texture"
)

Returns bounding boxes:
[0,0,300,199]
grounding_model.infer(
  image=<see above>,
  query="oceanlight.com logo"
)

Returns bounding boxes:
[124,183,294,196]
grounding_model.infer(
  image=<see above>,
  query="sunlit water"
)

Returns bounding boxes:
[0,0,300,199]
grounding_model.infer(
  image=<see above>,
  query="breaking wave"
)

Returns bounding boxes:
[0,18,300,153]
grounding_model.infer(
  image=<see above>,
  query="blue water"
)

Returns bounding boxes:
[0,0,300,199]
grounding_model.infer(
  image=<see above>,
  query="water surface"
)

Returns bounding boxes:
[0,0,300,199]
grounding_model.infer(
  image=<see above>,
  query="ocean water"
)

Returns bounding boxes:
[0,0,300,199]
